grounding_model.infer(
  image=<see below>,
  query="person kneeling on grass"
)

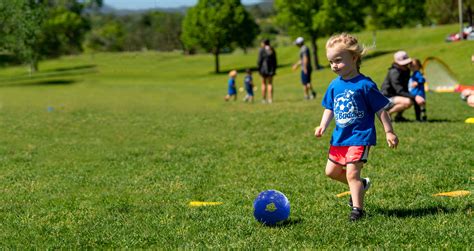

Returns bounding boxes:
[314,33,399,222]
[225,70,238,101]
[381,51,424,122]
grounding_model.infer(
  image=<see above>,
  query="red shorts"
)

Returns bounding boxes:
[328,145,370,166]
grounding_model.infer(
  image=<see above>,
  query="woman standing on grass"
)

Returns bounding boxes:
[315,33,398,221]
[257,39,277,104]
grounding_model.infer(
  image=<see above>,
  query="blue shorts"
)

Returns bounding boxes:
[246,88,254,96]
[228,87,237,95]
[301,70,312,85]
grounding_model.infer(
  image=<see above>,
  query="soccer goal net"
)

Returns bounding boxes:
[423,57,459,92]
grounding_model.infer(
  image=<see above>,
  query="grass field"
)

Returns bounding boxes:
[0,24,472,248]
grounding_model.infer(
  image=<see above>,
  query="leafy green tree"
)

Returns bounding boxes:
[234,10,260,54]
[181,0,258,73]
[275,0,366,70]
[40,7,90,56]
[425,0,474,25]
[0,0,102,72]
[364,0,426,28]
[0,0,45,73]
[84,17,125,52]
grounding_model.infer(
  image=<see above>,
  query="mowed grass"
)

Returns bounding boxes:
[0,24,472,248]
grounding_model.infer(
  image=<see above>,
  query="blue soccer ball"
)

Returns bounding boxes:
[253,190,290,226]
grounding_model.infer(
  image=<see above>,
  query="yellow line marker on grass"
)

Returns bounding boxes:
[465,117,474,123]
[336,191,351,197]
[433,190,471,197]
[189,201,224,207]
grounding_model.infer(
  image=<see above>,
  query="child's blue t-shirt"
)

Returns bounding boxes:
[409,70,426,98]
[321,74,390,146]
[228,78,236,95]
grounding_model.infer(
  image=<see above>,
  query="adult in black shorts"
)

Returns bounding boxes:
[292,37,317,100]
[257,39,277,104]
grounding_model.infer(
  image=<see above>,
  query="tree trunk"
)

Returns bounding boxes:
[29,59,38,75]
[310,36,322,70]
[468,4,473,26]
[214,48,220,73]
[372,30,377,47]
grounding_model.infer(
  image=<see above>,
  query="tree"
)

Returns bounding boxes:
[425,0,474,25]
[234,9,260,54]
[181,0,258,73]
[275,0,366,70]
[84,17,125,52]
[0,0,45,73]
[364,0,427,28]
[0,0,102,72]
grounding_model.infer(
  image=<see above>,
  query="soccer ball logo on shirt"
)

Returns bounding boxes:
[334,90,364,127]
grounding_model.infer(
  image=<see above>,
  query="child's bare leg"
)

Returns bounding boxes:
[346,162,364,209]
[325,160,347,184]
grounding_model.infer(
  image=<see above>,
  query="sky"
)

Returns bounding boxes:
[104,0,264,9]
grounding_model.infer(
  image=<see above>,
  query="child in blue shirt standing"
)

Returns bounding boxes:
[243,69,254,102]
[314,33,399,221]
[409,59,427,121]
[225,70,238,101]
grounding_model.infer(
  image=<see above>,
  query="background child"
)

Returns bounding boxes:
[225,70,237,101]
[314,33,399,221]
[243,69,254,102]
[409,59,427,121]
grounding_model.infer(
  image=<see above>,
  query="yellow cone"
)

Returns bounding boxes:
[336,191,351,197]
[189,201,223,207]
[433,190,471,197]
[465,118,474,123]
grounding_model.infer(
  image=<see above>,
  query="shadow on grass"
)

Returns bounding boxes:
[364,50,397,61]
[374,203,472,218]
[265,218,303,228]
[0,79,78,87]
[0,64,97,85]
[42,64,96,73]
[216,63,293,75]
[393,118,461,123]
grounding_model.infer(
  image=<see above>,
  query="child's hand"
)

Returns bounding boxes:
[292,64,298,71]
[386,132,398,148]
[314,126,325,137]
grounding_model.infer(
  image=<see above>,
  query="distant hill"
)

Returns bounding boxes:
[100,1,274,15]
[99,4,188,15]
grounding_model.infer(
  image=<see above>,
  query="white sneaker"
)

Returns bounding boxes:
[348,178,371,207]
[363,178,371,191]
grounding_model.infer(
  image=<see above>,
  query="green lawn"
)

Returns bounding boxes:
[0,24,472,248]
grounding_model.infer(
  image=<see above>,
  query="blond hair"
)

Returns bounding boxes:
[326,33,369,71]
[229,70,237,77]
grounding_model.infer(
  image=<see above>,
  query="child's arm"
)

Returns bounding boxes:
[411,80,419,88]
[292,60,301,71]
[376,109,399,148]
[315,109,334,137]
